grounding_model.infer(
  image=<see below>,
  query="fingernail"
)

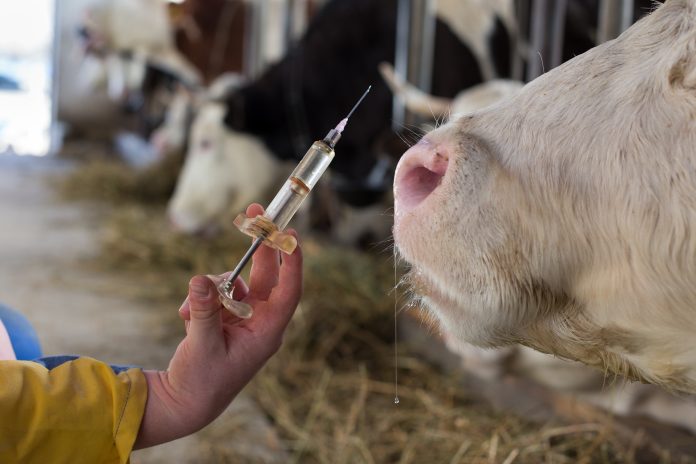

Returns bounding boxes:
[178,297,189,313]
[287,228,300,243]
[190,277,210,298]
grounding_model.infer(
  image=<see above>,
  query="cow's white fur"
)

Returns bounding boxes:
[394,0,696,392]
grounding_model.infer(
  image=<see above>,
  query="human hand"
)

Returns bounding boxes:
[135,203,303,448]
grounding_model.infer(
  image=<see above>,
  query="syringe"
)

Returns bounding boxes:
[213,86,371,318]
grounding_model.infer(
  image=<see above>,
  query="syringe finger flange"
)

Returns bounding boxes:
[233,213,298,255]
[206,274,255,319]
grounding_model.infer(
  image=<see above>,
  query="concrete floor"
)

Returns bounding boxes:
[0,154,284,463]
[0,155,173,367]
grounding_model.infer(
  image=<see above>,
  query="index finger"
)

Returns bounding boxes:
[265,229,303,328]
[245,203,280,301]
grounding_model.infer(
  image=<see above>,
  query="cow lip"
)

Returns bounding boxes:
[394,142,449,214]
[404,266,457,315]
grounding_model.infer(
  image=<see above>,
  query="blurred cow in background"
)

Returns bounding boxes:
[77,0,201,105]
[56,0,125,137]
[57,0,203,148]
[69,0,319,146]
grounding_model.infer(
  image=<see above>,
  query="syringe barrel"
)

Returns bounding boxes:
[264,140,335,230]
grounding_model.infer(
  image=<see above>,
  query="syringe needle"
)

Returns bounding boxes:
[345,85,371,121]
[330,86,372,143]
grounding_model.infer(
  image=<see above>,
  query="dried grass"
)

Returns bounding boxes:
[55,155,183,205]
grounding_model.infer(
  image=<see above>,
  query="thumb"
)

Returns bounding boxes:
[187,275,222,336]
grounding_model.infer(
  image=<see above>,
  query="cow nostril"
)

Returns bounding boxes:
[401,165,445,207]
[394,141,450,214]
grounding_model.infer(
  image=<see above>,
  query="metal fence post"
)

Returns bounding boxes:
[620,0,635,33]
[526,0,567,82]
[598,0,623,43]
[392,0,436,131]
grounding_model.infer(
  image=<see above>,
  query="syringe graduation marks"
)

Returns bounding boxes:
[215,86,372,318]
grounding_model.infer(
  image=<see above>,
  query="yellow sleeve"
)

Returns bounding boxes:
[0,357,147,464]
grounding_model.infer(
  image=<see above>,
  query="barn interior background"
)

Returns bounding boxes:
[0,0,694,463]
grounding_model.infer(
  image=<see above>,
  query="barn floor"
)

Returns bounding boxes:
[0,154,284,463]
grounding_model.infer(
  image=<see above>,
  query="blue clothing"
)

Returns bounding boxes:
[0,303,42,360]
[33,355,135,375]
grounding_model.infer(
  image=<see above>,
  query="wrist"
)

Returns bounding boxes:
[134,370,209,449]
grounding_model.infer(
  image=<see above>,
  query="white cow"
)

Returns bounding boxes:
[393,0,696,395]
[78,0,200,101]
[162,73,284,234]
[167,102,284,233]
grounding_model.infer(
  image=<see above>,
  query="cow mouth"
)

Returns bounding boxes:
[404,265,457,317]
[394,142,449,215]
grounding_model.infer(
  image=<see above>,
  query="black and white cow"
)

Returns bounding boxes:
[167,0,514,235]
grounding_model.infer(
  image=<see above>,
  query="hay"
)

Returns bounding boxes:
[87,204,671,464]
[55,154,183,205]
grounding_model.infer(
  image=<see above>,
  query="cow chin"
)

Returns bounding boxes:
[396,213,526,349]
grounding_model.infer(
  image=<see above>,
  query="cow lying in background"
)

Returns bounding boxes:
[393,0,696,393]
[166,81,286,235]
